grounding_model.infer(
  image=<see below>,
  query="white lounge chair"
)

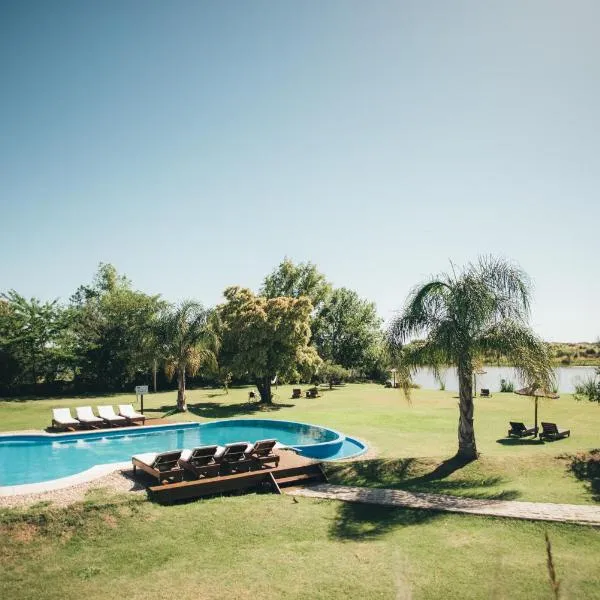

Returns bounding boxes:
[75,406,104,429]
[52,408,80,431]
[97,405,128,427]
[118,404,146,425]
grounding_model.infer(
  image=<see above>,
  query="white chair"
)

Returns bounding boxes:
[118,404,146,425]
[52,408,80,431]
[75,406,104,429]
[97,405,128,427]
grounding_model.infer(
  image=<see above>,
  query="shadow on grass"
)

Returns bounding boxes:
[496,437,546,446]
[187,401,296,419]
[0,391,126,403]
[326,456,521,502]
[330,502,441,540]
[567,450,600,502]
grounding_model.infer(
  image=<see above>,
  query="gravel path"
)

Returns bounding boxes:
[286,484,600,526]
[0,469,145,509]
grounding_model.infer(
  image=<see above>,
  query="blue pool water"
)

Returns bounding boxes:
[0,419,366,487]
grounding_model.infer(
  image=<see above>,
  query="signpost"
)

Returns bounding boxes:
[135,385,149,414]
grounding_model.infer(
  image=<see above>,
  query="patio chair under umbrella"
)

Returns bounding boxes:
[515,385,560,436]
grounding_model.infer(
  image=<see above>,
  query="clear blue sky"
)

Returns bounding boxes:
[1,1,598,341]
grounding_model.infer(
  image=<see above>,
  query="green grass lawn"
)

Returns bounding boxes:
[1,384,599,599]
[2,384,598,504]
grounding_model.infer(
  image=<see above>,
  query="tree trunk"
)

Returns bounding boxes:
[457,362,477,460]
[255,376,273,404]
[153,359,157,393]
[177,367,187,411]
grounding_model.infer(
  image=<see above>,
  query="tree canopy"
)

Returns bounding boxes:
[219,286,321,403]
[261,258,331,309]
[313,287,382,370]
[157,301,219,411]
[388,256,553,460]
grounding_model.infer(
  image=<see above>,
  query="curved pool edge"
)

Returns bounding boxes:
[0,417,351,495]
[0,461,131,497]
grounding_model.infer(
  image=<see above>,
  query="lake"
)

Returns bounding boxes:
[411,366,597,394]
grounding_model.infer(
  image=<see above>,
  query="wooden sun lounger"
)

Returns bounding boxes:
[179,445,222,479]
[132,450,184,484]
[75,406,104,429]
[219,442,254,472]
[118,404,146,425]
[246,439,280,468]
[539,422,570,441]
[97,405,128,427]
[52,408,81,431]
[508,421,538,438]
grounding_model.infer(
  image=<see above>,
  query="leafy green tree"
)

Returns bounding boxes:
[69,264,165,391]
[157,301,219,411]
[0,291,66,388]
[388,257,553,461]
[219,286,321,403]
[261,258,331,309]
[313,288,382,370]
[318,361,352,389]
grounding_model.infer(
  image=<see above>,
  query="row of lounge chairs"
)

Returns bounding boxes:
[52,405,145,430]
[132,439,280,485]
[508,421,570,440]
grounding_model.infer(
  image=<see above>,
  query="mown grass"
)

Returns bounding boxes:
[1,384,600,598]
[1,491,599,600]
[1,384,598,504]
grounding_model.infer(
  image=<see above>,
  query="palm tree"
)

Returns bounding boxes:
[388,257,553,461]
[157,301,219,412]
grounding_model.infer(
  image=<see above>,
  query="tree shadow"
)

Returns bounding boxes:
[567,450,600,502]
[0,391,126,403]
[330,502,441,540]
[496,437,546,446]
[187,401,296,419]
[328,455,522,541]
[326,456,521,502]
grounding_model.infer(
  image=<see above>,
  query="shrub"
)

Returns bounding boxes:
[500,378,515,392]
[574,369,600,403]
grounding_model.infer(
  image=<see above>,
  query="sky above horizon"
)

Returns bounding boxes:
[1,1,598,342]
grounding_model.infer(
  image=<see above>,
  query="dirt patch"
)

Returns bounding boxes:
[7,522,39,543]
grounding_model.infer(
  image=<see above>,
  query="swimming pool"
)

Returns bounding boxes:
[0,419,367,490]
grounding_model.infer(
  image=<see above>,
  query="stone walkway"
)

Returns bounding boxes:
[286,484,600,527]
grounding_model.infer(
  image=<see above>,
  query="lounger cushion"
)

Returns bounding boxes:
[53,409,79,424]
[132,452,158,466]
[181,446,225,461]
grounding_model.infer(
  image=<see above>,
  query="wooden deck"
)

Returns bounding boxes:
[144,450,327,503]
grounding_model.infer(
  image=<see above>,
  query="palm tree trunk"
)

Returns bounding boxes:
[177,367,187,411]
[457,363,477,460]
[256,376,273,404]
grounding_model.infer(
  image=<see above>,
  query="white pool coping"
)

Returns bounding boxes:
[0,419,361,496]
[0,421,193,497]
[0,461,131,497]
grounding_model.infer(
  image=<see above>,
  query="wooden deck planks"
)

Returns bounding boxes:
[145,450,325,503]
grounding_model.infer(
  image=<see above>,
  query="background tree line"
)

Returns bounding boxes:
[0,259,389,401]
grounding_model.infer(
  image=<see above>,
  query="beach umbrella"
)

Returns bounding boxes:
[515,385,560,435]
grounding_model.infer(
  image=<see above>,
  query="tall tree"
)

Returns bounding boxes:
[157,301,219,412]
[388,257,553,461]
[219,287,321,403]
[69,264,165,391]
[261,258,331,309]
[0,291,66,388]
[313,287,383,370]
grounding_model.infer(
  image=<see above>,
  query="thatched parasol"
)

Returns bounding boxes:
[515,385,560,435]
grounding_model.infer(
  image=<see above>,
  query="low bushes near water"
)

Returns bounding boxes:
[500,378,515,392]
[573,368,600,403]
